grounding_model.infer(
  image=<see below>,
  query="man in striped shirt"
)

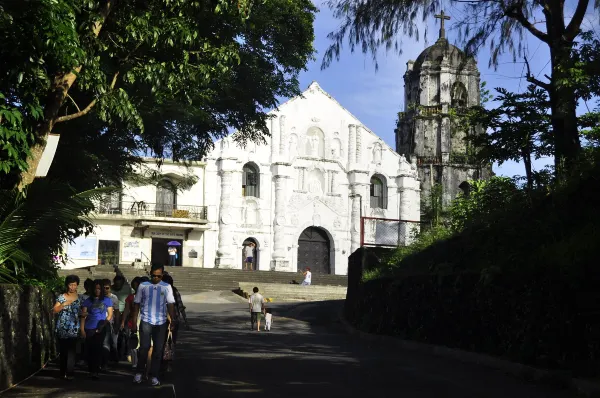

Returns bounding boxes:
[131,265,176,386]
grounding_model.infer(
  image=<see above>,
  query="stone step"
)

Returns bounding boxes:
[238,282,347,302]
[59,266,348,297]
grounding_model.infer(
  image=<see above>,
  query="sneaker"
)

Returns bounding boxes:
[151,377,161,387]
[133,373,142,384]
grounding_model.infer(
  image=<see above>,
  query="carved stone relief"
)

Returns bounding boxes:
[289,133,298,160]
[372,142,383,164]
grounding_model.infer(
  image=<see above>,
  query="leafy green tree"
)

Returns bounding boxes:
[0,0,316,189]
[463,85,553,190]
[0,180,113,283]
[322,0,600,178]
[448,177,525,233]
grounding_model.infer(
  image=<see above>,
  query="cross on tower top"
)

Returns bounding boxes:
[434,10,451,39]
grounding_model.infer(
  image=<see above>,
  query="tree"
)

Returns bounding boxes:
[322,0,599,178]
[448,177,525,233]
[0,0,316,189]
[0,180,113,283]
[464,85,553,190]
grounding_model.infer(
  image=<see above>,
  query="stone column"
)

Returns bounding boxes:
[330,172,337,194]
[350,186,361,253]
[279,116,287,160]
[348,124,356,169]
[397,171,421,245]
[216,170,235,267]
[270,116,279,161]
[355,125,362,164]
[300,167,306,191]
[271,175,290,270]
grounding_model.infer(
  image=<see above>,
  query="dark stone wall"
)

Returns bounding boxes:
[0,285,56,390]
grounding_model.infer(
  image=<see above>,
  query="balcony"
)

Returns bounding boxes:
[95,201,207,222]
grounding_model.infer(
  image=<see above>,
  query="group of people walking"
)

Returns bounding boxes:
[53,265,187,386]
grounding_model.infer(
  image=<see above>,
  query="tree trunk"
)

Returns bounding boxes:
[548,49,581,178]
[18,68,83,190]
[544,2,582,180]
[521,147,533,191]
[17,1,114,190]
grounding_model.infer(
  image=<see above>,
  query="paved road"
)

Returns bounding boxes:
[167,298,571,397]
[1,293,573,397]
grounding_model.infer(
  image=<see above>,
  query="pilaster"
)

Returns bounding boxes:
[349,185,362,253]
[348,124,356,170]
[279,116,288,160]
[216,165,236,268]
[270,116,279,162]
[271,174,291,271]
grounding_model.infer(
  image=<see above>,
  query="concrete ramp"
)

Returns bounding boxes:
[238,282,347,302]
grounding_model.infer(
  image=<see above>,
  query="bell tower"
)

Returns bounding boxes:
[396,11,492,209]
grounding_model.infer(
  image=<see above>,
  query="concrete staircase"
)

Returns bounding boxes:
[238,282,347,302]
[58,266,347,295]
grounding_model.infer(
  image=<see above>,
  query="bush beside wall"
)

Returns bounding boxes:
[0,285,56,390]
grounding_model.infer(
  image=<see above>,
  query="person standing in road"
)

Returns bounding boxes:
[102,279,119,368]
[248,287,265,331]
[53,275,81,380]
[131,265,176,386]
[80,280,114,379]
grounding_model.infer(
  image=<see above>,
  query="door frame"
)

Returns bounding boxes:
[296,226,333,274]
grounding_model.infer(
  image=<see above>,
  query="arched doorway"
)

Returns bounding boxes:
[297,227,331,274]
[242,237,259,271]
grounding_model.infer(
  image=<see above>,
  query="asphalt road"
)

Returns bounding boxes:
[166,299,571,398]
[1,294,573,397]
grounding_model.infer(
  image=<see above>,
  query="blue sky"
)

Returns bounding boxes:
[291,1,599,178]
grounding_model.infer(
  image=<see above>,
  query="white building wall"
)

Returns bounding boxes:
[204,82,421,275]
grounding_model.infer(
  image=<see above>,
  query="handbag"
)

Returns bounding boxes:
[163,330,175,361]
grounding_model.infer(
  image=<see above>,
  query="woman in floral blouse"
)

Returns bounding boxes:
[53,275,81,380]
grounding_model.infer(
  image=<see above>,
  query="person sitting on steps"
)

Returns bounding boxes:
[301,267,312,286]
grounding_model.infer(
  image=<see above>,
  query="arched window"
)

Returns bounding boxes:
[370,175,387,209]
[451,82,468,108]
[242,163,260,198]
[458,181,471,197]
[156,180,176,216]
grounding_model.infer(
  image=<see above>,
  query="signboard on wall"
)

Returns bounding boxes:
[66,236,97,260]
[149,230,185,239]
[122,239,142,262]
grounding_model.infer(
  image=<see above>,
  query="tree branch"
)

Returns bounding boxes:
[564,0,590,41]
[506,6,549,43]
[66,94,81,112]
[55,72,119,124]
[524,57,551,90]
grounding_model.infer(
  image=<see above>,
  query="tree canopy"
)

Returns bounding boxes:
[0,0,316,189]
[323,0,599,177]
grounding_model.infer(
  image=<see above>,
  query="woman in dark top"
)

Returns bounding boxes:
[53,275,81,380]
[80,279,113,379]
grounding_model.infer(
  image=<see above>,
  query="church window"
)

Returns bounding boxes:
[458,181,471,197]
[156,180,176,216]
[242,163,260,198]
[451,82,468,108]
[370,175,387,209]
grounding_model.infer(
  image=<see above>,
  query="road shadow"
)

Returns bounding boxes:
[168,301,570,398]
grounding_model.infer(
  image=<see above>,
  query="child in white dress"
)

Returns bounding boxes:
[264,308,272,331]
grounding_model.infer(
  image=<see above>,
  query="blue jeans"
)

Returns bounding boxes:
[137,321,168,378]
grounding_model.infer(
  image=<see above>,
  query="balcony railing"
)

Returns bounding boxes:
[96,201,207,221]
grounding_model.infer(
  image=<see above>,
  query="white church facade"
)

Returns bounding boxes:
[61,82,421,274]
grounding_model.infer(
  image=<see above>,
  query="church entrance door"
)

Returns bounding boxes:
[297,227,331,274]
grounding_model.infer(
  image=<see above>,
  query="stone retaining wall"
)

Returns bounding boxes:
[0,285,56,391]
